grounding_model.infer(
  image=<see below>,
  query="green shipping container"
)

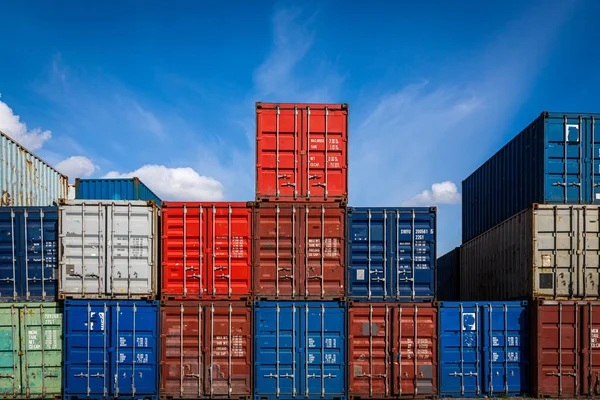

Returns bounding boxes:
[0,303,62,399]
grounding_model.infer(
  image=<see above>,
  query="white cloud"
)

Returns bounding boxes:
[55,156,98,180]
[0,100,52,150]
[403,181,461,206]
[105,164,224,201]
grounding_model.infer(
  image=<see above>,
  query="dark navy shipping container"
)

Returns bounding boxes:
[0,207,58,301]
[438,301,529,398]
[346,207,436,302]
[75,177,161,206]
[63,300,159,399]
[254,301,346,400]
[437,247,460,301]
[463,112,600,243]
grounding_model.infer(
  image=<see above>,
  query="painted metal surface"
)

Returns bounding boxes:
[59,200,158,299]
[159,301,252,399]
[255,103,348,203]
[0,130,68,207]
[348,303,437,399]
[462,112,600,243]
[438,301,529,398]
[253,203,345,299]
[63,300,159,399]
[437,247,460,301]
[161,202,252,300]
[346,207,436,302]
[254,301,346,400]
[461,204,600,301]
[75,178,161,206]
[0,302,62,399]
[0,207,58,301]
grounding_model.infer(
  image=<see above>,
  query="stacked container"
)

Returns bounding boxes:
[253,103,348,400]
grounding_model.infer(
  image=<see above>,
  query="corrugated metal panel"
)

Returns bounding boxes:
[348,303,437,399]
[462,112,600,243]
[161,202,252,300]
[75,178,161,206]
[0,130,68,207]
[438,301,529,398]
[254,301,346,399]
[255,103,348,203]
[437,247,460,301]
[0,302,62,399]
[63,300,159,399]
[461,204,600,301]
[159,301,252,399]
[0,207,58,301]
[59,200,158,299]
[346,207,436,302]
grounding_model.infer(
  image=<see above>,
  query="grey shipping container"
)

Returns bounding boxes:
[1,130,68,207]
[461,204,600,301]
[58,200,158,299]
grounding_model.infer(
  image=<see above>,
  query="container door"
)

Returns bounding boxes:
[481,303,528,396]
[581,302,600,396]
[0,305,20,396]
[60,203,106,296]
[0,210,19,300]
[582,207,600,298]
[347,209,388,300]
[207,205,252,298]
[439,303,481,397]
[301,303,346,398]
[20,303,62,397]
[590,116,600,202]
[23,209,58,301]
[348,304,391,398]
[204,302,252,397]
[107,203,155,297]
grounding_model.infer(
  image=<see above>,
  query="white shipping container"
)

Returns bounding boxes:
[461,204,600,301]
[1,130,68,206]
[58,199,158,299]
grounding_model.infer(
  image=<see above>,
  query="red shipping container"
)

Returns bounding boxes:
[254,202,345,299]
[348,303,438,399]
[532,300,600,398]
[161,202,252,300]
[159,300,252,399]
[255,102,348,203]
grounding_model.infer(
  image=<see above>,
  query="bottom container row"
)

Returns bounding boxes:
[1,300,599,399]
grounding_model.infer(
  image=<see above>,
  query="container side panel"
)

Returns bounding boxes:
[437,248,460,301]
[0,305,19,396]
[0,210,16,299]
[23,208,59,300]
[76,178,161,205]
[581,301,600,396]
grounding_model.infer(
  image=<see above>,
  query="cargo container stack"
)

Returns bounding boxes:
[253,103,348,400]
[455,112,600,398]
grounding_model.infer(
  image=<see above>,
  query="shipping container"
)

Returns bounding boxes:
[437,248,460,302]
[348,302,437,399]
[438,301,529,398]
[346,207,436,302]
[1,130,68,207]
[59,200,158,299]
[461,204,600,301]
[161,202,252,300]
[0,207,58,301]
[63,300,159,399]
[255,103,348,203]
[253,203,345,300]
[254,301,346,400]
[531,299,600,398]
[75,178,161,206]
[159,301,252,399]
[462,112,600,243]
[0,302,62,399]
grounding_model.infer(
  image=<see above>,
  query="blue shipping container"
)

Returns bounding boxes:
[438,301,529,398]
[437,247,460,301]
[63,300,159,399]
[75,178,161,206]
[346,207,436,301]
[0,207,58,301]
[254,301,346,400]
[462,112,600,243]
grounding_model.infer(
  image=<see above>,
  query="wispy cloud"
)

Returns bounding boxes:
[0,99,52,150]
[403,181,461,206]
[127,101,165,139]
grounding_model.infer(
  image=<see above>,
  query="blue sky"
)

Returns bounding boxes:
[0,0,599,254]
